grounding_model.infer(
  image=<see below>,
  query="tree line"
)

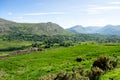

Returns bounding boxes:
[2,32,120,48]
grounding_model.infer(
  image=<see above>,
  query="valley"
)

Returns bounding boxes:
[1,0,120,79]
[0,18,120,80]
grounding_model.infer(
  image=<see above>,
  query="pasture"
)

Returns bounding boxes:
[0,42,120,80]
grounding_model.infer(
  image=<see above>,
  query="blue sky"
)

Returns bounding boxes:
[1,0,120,28]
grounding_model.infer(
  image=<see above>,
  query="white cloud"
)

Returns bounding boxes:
[91,6,120,10]
[13,16,31,23]
[13,17,31,23]
[24,12,66,16]
[8,12,13,15]
[86,6,120,14]
[17,16,24,19]
[86,9,99,14]
[109,1,120,5]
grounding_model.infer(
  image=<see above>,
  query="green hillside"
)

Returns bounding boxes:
[0,43,120,80]
[0,18,70,35]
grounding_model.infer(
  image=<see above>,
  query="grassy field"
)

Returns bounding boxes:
[101,68,120,80]
[0,39,31,49]
[0,43,120,80]
[0,39,32,56]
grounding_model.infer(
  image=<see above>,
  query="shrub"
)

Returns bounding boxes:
[54,71,67,80]
[92,56,111,71]
[55,67,89,80]
[87,67,104,80]
[39,74,56,80]
[109,59,118,68]
[76,58,83,62]
[92,56,118,71]
[72,67,84,76]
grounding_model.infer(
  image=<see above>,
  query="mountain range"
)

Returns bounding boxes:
[0,18,120,35]
[67,25,120,35]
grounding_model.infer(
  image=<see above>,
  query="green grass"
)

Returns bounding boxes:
[0,39,32,56]
[0,43,120,80]
[0,39,31,49]
[101,68,120,80]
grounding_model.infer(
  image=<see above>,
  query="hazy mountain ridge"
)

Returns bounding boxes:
[98,25,120,35]
[1,18,120,35]
[67,25,120,35]
[0,18,70,35]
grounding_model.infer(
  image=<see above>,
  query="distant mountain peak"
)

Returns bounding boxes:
[67,25,120,35]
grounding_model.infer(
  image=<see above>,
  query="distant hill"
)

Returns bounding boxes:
[66,25,87,33]
[98,25,120,35]
[0,18,70,35]
[67,25,120,35]
[67,25,101,33]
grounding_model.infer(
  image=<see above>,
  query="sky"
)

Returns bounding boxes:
[0,0,120,28]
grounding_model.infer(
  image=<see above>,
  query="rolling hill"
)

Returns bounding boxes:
[98,25,120,35]
[67,25,120,35]
[0,18,70,35]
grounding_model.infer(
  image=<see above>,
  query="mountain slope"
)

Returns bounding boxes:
[66,25,101,34]
[67,25,120,35]
[98,25,120,35]
[0,18,70,35]
[66,25,87,33]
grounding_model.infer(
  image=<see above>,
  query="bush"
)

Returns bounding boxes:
[87,67,104,80]
[76,58,83,62]
[92,56,111,71]
[92,56,118,71]
[39,74,56,80]
[72,67,84,76]
[109,59,118,68]
[54,71,67,80]
[54,67,89,80]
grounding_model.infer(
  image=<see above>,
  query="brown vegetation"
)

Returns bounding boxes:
[76,57,85,62]
[93,56,118,71]
[10,48,43,55]
[87,67,103,80]
[0,48,43,59]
